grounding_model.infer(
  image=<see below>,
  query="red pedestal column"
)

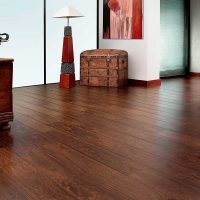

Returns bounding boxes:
[59,26,76,89]
[59,74,75,88]
[62,36,74,63]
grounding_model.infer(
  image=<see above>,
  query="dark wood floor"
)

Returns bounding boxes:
[0,78,200,200]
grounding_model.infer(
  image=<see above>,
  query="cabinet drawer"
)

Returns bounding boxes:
[0,91,12,113]
[0,63,13,92]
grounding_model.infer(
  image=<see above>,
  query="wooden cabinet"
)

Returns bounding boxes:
[0,58,14,128]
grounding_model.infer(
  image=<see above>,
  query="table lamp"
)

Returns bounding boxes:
[53,6,83,88]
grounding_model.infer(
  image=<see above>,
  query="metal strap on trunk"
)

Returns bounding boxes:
[106,56,111,87]
[117,57,120,85]
[86,57,91,85]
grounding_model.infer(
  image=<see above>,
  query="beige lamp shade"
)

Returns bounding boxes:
[53,5,84,18]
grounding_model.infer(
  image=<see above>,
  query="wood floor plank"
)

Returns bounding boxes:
[0,77,199,200]
[13,96,200,172]
[15,84,200,133]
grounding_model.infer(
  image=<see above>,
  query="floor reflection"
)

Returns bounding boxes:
[0,127,14,149]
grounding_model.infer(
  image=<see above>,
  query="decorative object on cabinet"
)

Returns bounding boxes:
[0,33,9,45]
[80,49,128,87]
[0,59,14,129]
[53,5,83,89]
[103,0,143,39]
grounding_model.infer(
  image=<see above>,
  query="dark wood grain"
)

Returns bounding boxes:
[0,58,14,63]
[0,59,13,127]
[0,77,200,200]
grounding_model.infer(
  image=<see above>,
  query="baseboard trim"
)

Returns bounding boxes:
[190,72,200,78]
[128,79,161,87]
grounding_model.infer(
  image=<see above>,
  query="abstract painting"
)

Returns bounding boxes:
[103,0,143,39]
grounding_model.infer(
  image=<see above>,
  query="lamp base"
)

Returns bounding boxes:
[59,74,76,89]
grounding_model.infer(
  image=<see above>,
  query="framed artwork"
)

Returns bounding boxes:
[103,0,143,39]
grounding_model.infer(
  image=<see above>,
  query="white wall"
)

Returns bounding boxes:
[0,0,44,87]
[46,0,97,83]
[99,0,160,81]
[190,0,200,73]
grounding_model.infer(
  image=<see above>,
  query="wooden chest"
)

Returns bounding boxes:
[0,58,14,128]
[80,49,128,87]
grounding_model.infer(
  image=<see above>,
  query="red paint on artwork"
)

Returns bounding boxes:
[108,0,120,14]
[110,0,132,39]
[62,36,74,63]
[132,0,143,39]
[103,0,143,39]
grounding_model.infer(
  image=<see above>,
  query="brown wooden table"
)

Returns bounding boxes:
[0,58,14,129]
